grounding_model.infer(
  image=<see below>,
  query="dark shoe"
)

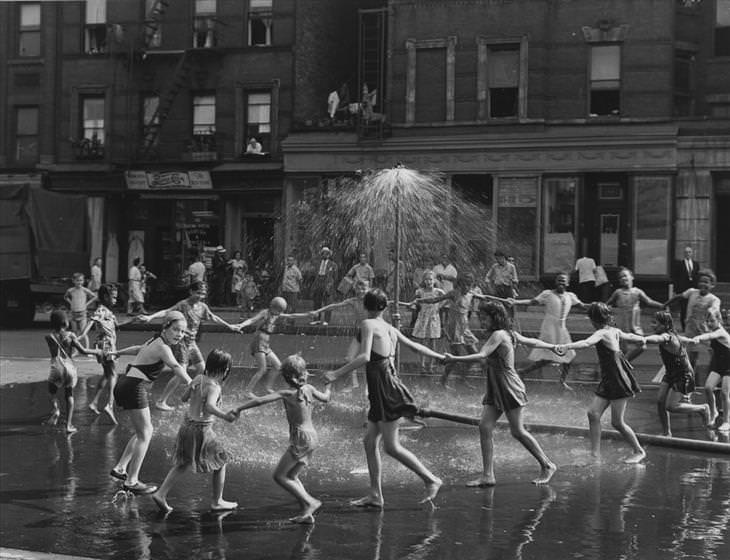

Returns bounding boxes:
[123,481,158,495]
[110,468,127,481]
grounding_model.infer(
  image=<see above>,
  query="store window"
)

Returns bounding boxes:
[193,0,216,48]
[542,177,578,274]
[85,0,107,54]
[246,92,271,151]
[497,177,539,277]
[716,0,730,56]
[632,176,671,275]
[590,45,621,116]
[249,0,272,46]
[15,106,39,163]
[488,44,519,118]
[451,175,494,264]
[19,3,41,57]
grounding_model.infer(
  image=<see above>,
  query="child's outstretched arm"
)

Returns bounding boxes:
[560,330,606,351]
[506,296,538,306]
[693,328,729,344]
[663,293,684,308]
[619,331,646,345]
[111,344,146,357]
[324,321,373,384]
[70,337,102,357]
[84,288,98,308]
[416,291,451,305]
[445,332,503,363]
[474,292,512,304]
[394,328,445,360]
[637,289,665,309]
[138,306,175,323]
[281,310,318,320]
[310,384,332,403]
[233,309,267,332]
[311,299,350,316]
[204,383,238,422]
[235,390,290,413]
[514,331,556,350]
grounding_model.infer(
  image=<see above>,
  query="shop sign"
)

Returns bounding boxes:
[498,177,538,207]
[125,170,213,190]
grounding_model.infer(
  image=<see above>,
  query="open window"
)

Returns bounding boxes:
[16,106,39,163]
[193,0,216,48]
[85,0,107,54]
[716,0,730,56]
[589,45,621,116]
[19,3,41,57]
[488,44,520,118]
[192,93,216,152]
[249,0,272,46]
[246,92,271,152]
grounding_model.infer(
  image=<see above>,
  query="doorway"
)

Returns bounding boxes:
[584,174,631,272]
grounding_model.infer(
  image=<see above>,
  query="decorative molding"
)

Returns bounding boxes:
[582,23,629,43]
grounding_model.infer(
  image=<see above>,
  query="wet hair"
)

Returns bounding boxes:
[697,268,716,284]
[50,309,69,331]
[587,302,614,326]
[364,288,388,312]
[653,311,675,333]
[478,301,512,332]
[190,281,206,293]
[162,310,187,331]
[270,296,287,312]
[204,349,232,382]
[97,284,117,306]
[72,272,84,281]
[281,354,307,388]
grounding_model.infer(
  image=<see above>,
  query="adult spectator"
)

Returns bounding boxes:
[672,245,700,331]
[311,247,338,325]
[188,251,207,285]
[347,252,376,286]
[88,257,103,293]
[574,252,598,302]
[127,257,144,315]
[485,250,518,317]
[245,137,263,154]
[281,255,304,324]
[139,263,157,311]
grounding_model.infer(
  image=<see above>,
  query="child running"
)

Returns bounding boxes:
[152,349,239,513]
[311,279,370,391]
[235,354,331,524]
[557,302,647,463]
[324,288,444,508]
[235,297,313,396]
[44,309,100,433]
[605,267,664,362]
[507,272,588,389]
[642,311,712,436]
[691,309,730,432]
[444,301,558,486]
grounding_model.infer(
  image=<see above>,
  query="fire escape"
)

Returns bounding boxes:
[358,8,388,140]
[137,0,219,161]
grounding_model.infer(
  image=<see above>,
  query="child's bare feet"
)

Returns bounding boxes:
[350,495,383,508]
[419,478,442,504]
[466,476,496,487]
[623,449,646,464]
[103,404,118,425]
[44,411,60,426]
[65,425,78,434]
[211,499,238,512]
[154,401,174,412]
[532,463,557,485]
[152,493,173,514]
[290,498,321,523]
[701,404,714,428]
[290,514,315,524]
[89,403,100,415]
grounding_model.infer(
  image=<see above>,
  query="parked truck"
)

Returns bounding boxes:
[0,178,89,326]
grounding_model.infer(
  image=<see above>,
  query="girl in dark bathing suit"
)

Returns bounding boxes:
[324,288,445,508]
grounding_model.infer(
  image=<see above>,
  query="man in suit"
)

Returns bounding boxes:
[672,245,700,331]
[311,246,338,325]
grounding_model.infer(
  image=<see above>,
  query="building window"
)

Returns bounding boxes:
[488,44,520,118]
[674,50,694,116]
[589,45,621,116]
[85,0,107,54]
[193,0,216,48]
[77,95,105,159]
[19,3,41,57]
[16,107,39,163]
[716,1,730,56]
[246,92,271,151]
[249,0,272,46]
[191,94,216,152]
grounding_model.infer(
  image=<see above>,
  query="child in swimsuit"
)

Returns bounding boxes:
[642,311,712,436]
[235,297,314,396]
[692,308,730,432]
[236,354,331,524]
[152,349,240,513]
[558,302,647,463]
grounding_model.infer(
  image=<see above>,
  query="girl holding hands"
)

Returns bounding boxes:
[691,309,730,432]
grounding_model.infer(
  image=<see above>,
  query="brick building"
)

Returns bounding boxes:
[283,0,730,296]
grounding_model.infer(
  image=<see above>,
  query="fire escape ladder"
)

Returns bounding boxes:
[140,51,191,159]
[144,0,170,48]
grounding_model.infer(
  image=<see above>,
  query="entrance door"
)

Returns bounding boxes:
[716,194,730,281]
[584,174,631,271]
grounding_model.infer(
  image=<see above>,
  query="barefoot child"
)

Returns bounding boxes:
[557,303,647,463]
[642,311,712,436]
[324,288,444,508]
[444,301,557,487]
[236,354,331,523]
[692,309,730,432]
[235,297,313,395]
[64,272,97,350]
[311,279,370,391]
[152,349,239,513]
[45,310,100,433]
[605,267,664,362]
[409,270,445,375]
